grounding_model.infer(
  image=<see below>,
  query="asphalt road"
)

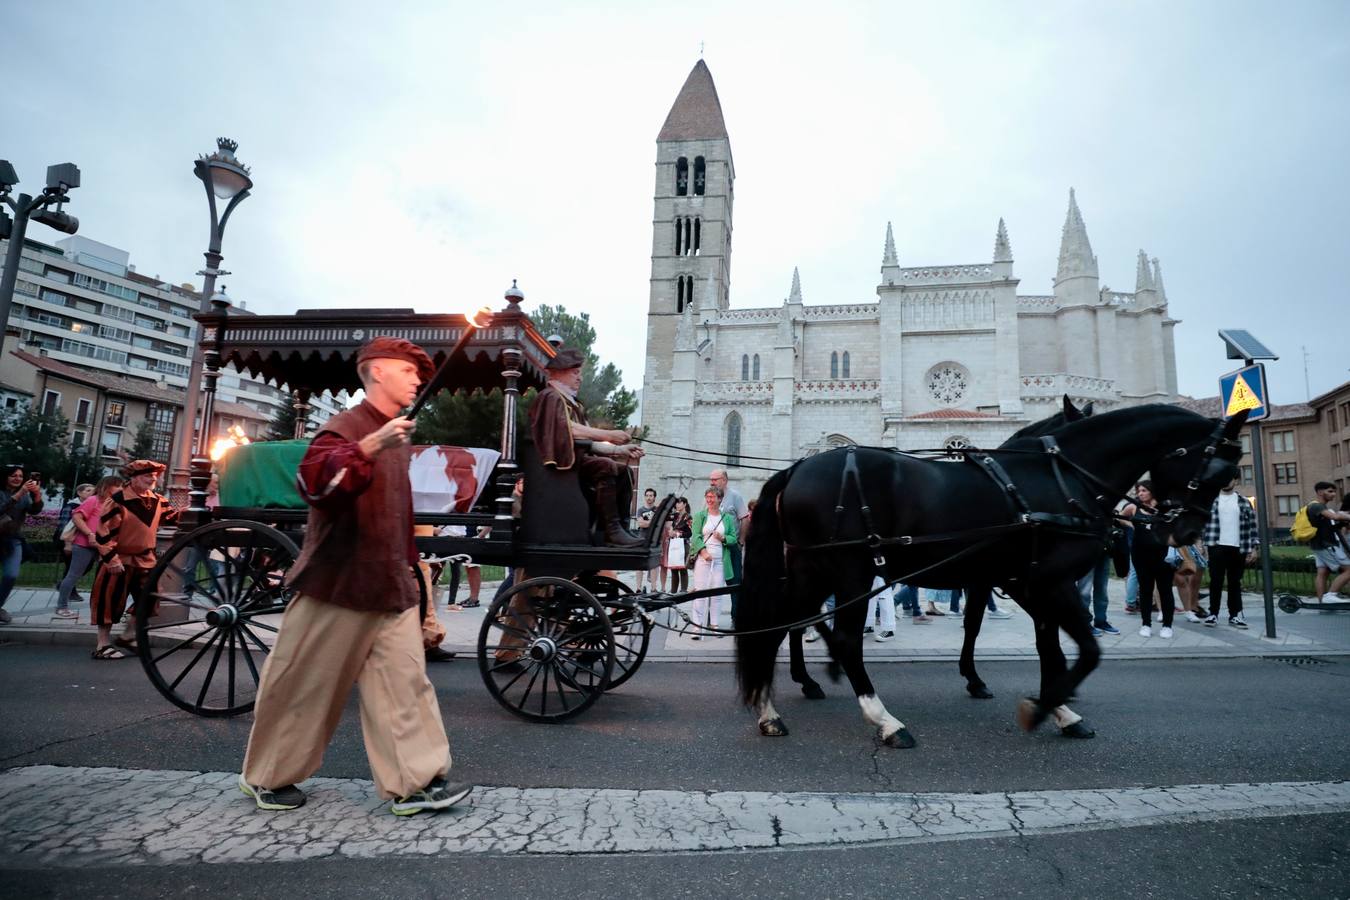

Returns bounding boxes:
[2,642,1348,897]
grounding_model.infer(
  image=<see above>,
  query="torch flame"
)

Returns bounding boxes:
[209,425,252,462]
[465,306,494,328]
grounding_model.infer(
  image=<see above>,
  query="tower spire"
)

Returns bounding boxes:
[1151,257,1167,303]
[882,221,898,267]
[788,266,803,304]
[993,217,1012,262]
[1135,249,1154,293]
[1055,188,1098,282]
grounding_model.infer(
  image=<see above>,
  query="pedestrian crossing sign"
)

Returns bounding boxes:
[1219,363,1269,421]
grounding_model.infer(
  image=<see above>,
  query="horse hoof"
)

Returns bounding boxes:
[759,717,789,737]
[1060,721,1096,739]
[801,682,826,700]
[826,660,843,682]
[882,727,916,749]
[966,684,994,700]
[1015,698,1047,733]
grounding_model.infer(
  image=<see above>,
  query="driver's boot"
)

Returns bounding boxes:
[595,478,644,548]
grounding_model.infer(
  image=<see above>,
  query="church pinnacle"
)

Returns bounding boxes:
[1055,188,1098,282]
[993,217,1012,262]
[882,222,898,267]
[788,266,804,304]
[1151,257,1167,303]
[1135,250,1155,293]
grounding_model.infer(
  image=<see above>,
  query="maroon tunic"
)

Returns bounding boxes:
[286,400,419,613]
[530,384,624,480]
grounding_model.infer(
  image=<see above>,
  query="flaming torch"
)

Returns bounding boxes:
[406,305,494,419]
[209,424,252,462]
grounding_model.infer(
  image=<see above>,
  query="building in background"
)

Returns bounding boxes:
[640,61,1180,497]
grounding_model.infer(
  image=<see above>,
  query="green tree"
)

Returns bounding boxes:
[266,399,298,441]
[0,405,73,494]
[128,419,157,461]
[413,305,638,446]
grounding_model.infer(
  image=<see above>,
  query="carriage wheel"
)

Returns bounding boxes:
[477,576,615,722]
[573,574,651,691]
[1278,594,1302,614]
[136,520,299,718]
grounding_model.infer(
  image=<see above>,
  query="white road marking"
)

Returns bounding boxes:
[1,766,1346,867]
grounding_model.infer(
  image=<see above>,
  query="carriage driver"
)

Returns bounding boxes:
[531,346,645,547]
[239,336,472,816]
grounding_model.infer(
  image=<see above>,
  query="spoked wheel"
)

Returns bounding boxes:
[477,576,614,722]
[574,574,651,691]
[137,520,299,717]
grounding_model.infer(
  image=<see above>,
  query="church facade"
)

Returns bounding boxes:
[638,61,1179,497]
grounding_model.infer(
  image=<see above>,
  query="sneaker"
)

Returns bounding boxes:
[863,626,874,634]
[390,777,472,816]
[1229,613,1248,629]
[1097,622,1120,635]
[238,775,306,811]
[1138,625,1152,637]
[1203,614,1218,627]
[875,629,894,642]
[1159,626,1174,639]
[803,628,821,642]
[1124,604,1138,614]
[987,608,1012,620]
[1091,627,1102,637]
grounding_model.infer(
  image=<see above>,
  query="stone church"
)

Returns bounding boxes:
[638,61,1179,497]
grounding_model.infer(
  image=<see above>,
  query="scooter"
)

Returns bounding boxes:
[1278,593,1350,613]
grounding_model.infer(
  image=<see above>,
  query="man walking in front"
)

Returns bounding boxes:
[1199,476,1258,629]
[1307,481,1350,604]
[239,337,471,816]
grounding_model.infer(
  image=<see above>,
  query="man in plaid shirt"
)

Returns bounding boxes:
[1199,476,1259,628]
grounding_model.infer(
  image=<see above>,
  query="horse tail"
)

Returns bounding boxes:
[736,463,795,708]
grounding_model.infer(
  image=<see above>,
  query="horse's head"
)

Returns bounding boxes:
[1145,410,1249,545]
[1007,395,1094,443]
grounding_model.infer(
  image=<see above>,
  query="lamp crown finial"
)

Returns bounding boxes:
[217,137,238,154]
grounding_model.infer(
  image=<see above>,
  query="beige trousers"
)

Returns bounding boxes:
[242,594,451,800]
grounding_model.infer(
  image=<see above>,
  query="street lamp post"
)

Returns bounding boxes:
[0,160,80,357]
[171,138,252,498]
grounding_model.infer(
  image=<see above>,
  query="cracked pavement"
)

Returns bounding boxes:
[3,765,1348,868]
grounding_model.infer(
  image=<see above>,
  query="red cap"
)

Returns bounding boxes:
[356,337,435,383]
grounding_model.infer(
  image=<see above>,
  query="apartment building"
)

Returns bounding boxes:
[1308,380,1350,500]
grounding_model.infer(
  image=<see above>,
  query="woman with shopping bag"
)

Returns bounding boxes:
[663,497,693,593]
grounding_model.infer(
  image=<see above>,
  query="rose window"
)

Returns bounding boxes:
[926,364,969,406]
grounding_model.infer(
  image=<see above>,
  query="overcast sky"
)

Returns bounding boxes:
[5,1,1347,404]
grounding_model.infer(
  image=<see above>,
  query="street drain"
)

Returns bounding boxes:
[1265,656,1334,667]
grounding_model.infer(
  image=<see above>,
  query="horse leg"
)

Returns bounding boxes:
[789,628,826,700]
[758,696,789,737]
[960,587,993,699]
[824,568,915,748]
[1017,582,1100,736]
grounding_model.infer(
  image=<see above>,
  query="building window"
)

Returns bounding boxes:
[1273,462,1298,484]
[725,412,742,468]
[675,157,689,196]
[842,351,851,379]
[75,398,92,426]
[41,390,60,416]
[72,430,86,450]
[944,436,972,451]
[1270,430,1295,453]
[1331,408,1339,433]
[105,400,126,427]
[1335,444,1343,468]
[146,403,177,460]
[741,354,749,381]
[1240,433,1251,455]
[926,362,970,406]
[100,431,121,455]
[830,352,839,380]
[1276,495,1299,517]
[1240,465,1254,483]
[694,156,706,195]
[676,276,687,313]
[693,218,700,256]
[752,354,760,381]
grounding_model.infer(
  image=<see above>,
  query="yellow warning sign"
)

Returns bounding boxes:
[1225,373,1262,416]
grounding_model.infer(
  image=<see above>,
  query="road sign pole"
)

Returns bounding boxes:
[1249,421,1277,638]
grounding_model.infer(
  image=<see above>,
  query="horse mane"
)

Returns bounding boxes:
[1002,403,1211,453]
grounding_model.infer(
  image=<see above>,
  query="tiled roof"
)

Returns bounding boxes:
[657,60,730,142]
[10,349,185,406]
[906,408,1002,420]
[214,399,270,422]
[1173,395,1314,422]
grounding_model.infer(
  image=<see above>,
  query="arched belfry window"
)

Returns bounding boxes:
[741,354,749,381]
[694,156,706,195]
[676,157,689,196]
[842,351,851,379]
[676,276,688,313]
[693,219,701,256]
[726,412,742,467]
[752,354,761,380]
[830,351,839,380]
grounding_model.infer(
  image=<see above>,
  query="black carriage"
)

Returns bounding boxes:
[137,288,675,722]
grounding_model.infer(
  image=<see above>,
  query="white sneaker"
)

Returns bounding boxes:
[1159,626,1174,638]
[874,629,894,642]
[1184,611,1203,623]
[804,628,820,643]
[1138,625,1152,637]
[987,608,1012,619]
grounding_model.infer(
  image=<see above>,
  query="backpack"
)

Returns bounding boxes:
[1290,505,1317,543]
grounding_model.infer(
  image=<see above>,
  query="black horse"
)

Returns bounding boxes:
[735,404,1246,747]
